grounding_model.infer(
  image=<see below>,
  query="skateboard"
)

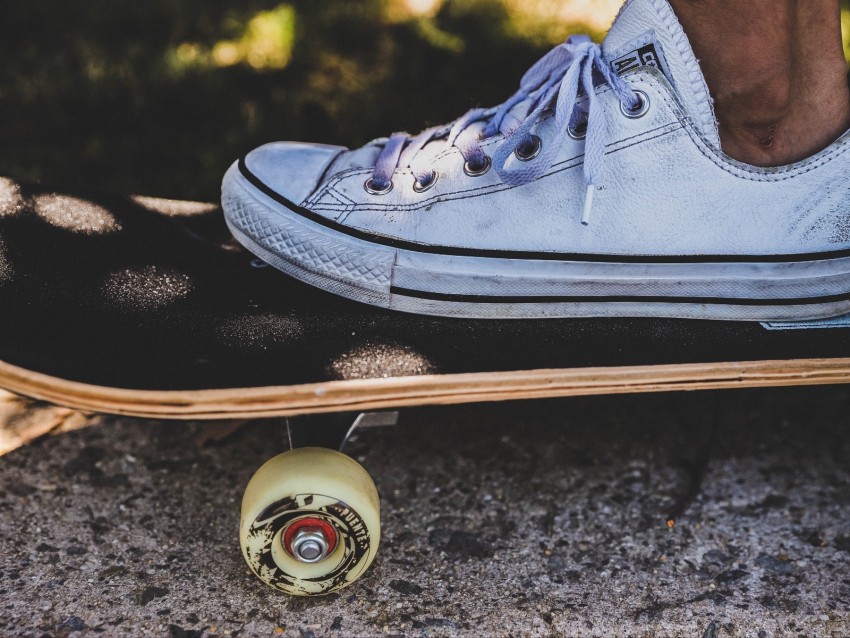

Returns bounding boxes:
[2,176,850,595]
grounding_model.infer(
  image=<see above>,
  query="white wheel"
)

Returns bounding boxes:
[240,447,380,595]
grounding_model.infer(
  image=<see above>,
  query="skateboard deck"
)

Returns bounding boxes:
[2,176,850,419]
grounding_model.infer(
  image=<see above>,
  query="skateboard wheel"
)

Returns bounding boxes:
[239,447,380,595]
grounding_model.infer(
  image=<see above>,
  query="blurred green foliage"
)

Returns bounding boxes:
[0,0,599,199]
[1,1,849,200]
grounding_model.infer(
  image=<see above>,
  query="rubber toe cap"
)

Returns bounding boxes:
[243,142,346,205]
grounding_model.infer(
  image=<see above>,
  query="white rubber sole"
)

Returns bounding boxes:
[221,161,850,321]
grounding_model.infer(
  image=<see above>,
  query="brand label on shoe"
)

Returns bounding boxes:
[608,35,671,81]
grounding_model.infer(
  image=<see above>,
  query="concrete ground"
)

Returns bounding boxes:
[1,387,850,637]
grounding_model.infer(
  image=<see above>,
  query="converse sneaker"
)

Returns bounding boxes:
[222,0,850,321]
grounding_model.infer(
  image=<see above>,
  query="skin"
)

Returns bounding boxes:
[668,0,850,166]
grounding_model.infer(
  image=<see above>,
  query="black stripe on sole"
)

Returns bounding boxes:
[390,286,850,307]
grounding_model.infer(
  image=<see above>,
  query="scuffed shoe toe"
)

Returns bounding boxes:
[243,142,346,205]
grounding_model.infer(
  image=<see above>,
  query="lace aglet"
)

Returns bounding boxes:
[581,184,595,225]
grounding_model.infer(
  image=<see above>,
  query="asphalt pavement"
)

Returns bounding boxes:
[2,387,850,637]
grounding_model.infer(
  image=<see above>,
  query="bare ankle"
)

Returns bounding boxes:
[670,0,850,167]
[716,67,850,166]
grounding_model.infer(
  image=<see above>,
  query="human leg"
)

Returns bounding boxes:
[669,0,850,166]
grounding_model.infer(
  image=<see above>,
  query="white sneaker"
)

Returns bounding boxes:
[222,0,850,321]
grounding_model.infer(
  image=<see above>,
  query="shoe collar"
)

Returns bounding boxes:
[602,0,720,149]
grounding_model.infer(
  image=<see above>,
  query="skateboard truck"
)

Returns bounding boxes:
[285,410,399,452]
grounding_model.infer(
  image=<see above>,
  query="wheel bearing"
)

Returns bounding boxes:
[283,518,338,563]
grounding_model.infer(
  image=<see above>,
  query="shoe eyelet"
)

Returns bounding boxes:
[364,177,393,195]
[413,171,438,193]
[620,90,650,119]
[514,135,542,162]
[463,155,492,177]
[568,122,587,141]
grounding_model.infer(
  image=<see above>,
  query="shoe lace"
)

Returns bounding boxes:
[368,35,641,224]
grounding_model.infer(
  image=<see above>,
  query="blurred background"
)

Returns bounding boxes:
[1,0,850,201]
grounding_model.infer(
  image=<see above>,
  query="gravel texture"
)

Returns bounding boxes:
[2,387,850,637]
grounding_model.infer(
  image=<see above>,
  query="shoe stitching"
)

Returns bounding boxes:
[652,0,720,145]
[316,125,682,214]
[686,119,850,182]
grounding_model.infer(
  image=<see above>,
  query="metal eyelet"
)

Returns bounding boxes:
[514,135,542,162]
[463,155,492,177]
[413,171,438,193]
[620,90,650,119]
[568,122,587,140]
[364,177,393,195]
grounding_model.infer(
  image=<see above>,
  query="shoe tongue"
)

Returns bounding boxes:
[602,0,720,148]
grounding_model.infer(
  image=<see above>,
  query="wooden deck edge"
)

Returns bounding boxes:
[1,357,850,420]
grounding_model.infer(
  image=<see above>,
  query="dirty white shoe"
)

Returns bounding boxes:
[222,0,850,321]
